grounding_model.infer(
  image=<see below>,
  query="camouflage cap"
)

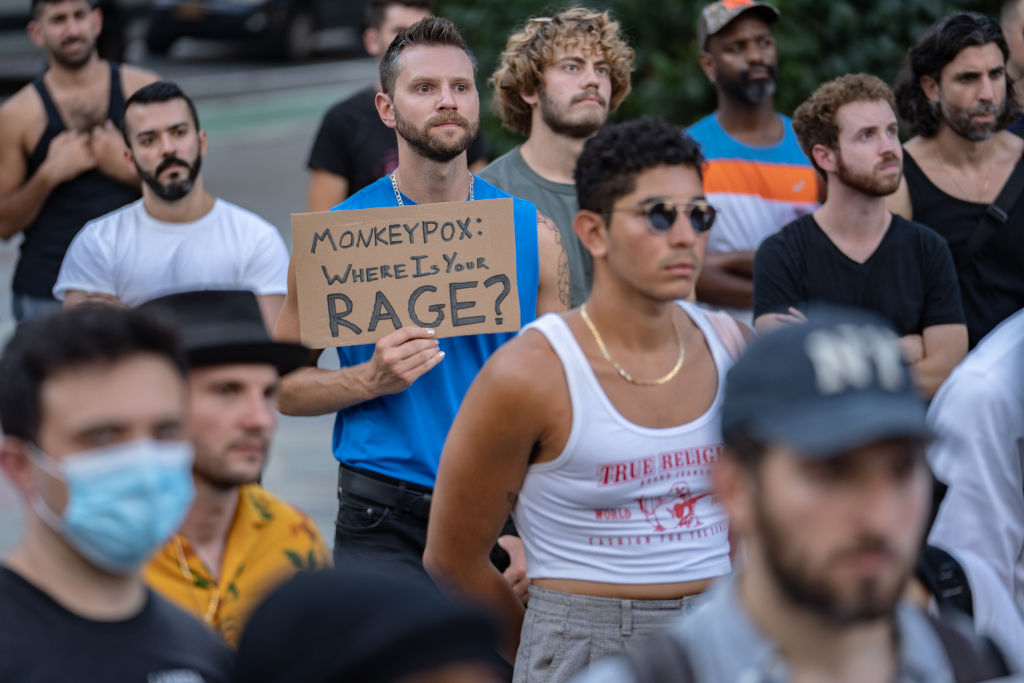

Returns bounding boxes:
[697,0,780,50]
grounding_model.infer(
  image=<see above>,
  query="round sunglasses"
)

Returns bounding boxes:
[608,197,718,233]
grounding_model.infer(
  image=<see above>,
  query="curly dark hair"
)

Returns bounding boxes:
[575,117,704,217]
[893,11,1018,138]
[379,17,476,96]
[793,74,897,175]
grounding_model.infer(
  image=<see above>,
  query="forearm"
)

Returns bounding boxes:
[425,555,526,662]
[0,169,57,239]
[695,265,753,308]
[912,326,968,399]
[277,363,377,416]
[912,353,960,399]
[100,163,141,188]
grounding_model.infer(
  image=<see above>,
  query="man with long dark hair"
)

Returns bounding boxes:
[889,12,1024,348]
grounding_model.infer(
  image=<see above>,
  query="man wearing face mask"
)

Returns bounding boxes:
[0,305,233,681]
[52,81,290,330]
[687,0,819,324]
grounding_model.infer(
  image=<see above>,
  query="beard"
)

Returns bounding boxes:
[719,64,778,105]
[538,87,608,139]
[394,106,479,163]
[193,437,269,490]
[835,152,903,197]
[940,95,1011,142]
[754,487,911,625]
[135,152,202,202]
[47,34,97,70]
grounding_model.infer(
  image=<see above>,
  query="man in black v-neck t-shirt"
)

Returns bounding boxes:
[754,74,966,398]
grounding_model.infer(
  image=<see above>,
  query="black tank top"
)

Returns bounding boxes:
[14,62,140,298]
[903,151,1024,347]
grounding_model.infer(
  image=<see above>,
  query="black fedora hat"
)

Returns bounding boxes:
[139,290,311,376]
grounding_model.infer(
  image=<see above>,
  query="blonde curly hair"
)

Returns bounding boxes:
[491,8,634,137]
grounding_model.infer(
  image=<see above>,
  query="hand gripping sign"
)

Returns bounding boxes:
[291,198,521,348]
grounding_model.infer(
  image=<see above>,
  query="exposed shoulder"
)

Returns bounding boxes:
[476,324,564,402]
[0,84,44,141]
[216,199,277,229]
[119,64,161,96]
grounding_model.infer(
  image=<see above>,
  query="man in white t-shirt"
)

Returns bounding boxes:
[53,81,289,328]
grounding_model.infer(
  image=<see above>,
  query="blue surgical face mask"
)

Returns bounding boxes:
[27,439,195,575]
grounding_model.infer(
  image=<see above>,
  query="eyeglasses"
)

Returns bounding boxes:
[608,198,718,234]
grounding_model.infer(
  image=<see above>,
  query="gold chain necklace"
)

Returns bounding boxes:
[173,536,221,626]
[936,145,990,202]
[580,304,685,386]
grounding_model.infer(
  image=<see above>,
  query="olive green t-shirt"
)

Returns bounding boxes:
[480,146,590,307]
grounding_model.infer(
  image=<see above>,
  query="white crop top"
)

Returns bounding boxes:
[513,301,733,584]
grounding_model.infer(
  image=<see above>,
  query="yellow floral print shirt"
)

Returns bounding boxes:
[145,484,331,647]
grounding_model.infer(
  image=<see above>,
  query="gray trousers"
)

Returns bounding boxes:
[513,585,707,683]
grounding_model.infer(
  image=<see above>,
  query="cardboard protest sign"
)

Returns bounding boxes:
[291,198,520,348]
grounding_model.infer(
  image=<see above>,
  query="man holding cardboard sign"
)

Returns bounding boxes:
[275,17,568,582]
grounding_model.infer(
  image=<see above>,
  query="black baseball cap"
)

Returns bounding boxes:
[721,306,932,458]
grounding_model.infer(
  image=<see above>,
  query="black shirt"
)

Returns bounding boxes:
[16,62,141,299]
[0,566,233,682]
[307,84,489,199]
[903,152,1024,347]
[753,213,965,336]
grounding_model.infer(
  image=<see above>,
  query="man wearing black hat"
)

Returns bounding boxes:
[688,0,819,323]
[142,289,330,648]
[577,307,1012,682]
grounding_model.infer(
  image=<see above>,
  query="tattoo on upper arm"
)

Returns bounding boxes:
[538,212,570,307]
[506,491,519,506]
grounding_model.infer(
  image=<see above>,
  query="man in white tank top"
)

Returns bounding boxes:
[425,116,753,681]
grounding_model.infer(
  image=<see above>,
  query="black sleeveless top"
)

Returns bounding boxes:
[14,62,140,299]
[903,152,1024,347]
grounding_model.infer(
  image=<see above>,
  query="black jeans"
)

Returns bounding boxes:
[333,487,433,578]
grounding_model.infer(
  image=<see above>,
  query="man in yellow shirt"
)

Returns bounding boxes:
[142,289,330,647]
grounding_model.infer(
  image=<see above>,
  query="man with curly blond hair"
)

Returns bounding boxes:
[753,73,966,399]
[480,8,634,306]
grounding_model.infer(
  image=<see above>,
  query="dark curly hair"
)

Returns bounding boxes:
[893,11,1018,138]
[575,117,704,217]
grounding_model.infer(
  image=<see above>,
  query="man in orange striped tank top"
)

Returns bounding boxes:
[687,0,820,325]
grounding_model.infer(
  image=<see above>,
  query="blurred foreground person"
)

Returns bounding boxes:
[0,306,232,681]
[235,567,504,683]
[577,307,1014,682]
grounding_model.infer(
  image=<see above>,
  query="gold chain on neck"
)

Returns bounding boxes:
[580,304,685,386]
